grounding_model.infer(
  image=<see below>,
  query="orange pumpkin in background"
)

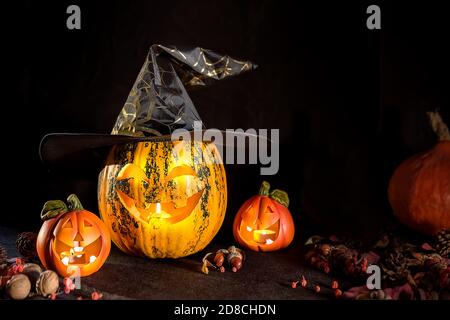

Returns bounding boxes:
[37,194,111,277]
[388,111,450,235]
[233,181,295,252]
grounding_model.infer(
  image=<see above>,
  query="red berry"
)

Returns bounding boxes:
[331,280,339,289]
[315,285,321,293]
[300,276,308,288]
[91,291,102,300]
[63,278,72,287]
[361,258,368,273]
[334,289,343,298]
[291,281,299,289]
[50,293,57,300]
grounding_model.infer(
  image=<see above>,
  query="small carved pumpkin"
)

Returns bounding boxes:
[36,194,111,277]
[233,181,295,252]
[388,111,450,235]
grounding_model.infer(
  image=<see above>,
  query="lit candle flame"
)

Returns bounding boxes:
[266,239,274,245]
[246,226,253,232]
[156,202,161,214]
[152,202,171,219]
[62,256,70,266]
[89,255,97,263]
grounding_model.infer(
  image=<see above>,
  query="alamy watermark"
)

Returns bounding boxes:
[66,5,81,30]
[171,121,280,176]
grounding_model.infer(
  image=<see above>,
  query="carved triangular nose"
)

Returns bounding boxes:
[74,233,84,242]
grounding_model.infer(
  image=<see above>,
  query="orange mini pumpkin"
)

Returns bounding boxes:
[36,194,111,277]
[233,181,295,252]
[388,111,450,235]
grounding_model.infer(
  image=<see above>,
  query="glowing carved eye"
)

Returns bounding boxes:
[64,220,73,229]
[166,165,197,180]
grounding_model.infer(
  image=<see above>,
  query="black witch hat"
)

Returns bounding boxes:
[40,44,257,170]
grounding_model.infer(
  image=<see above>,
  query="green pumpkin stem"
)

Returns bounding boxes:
[259,181,271,196]
[428,110,450,141]
[269,189,290,208]
[67,194,84,211]
[40,200,68,221]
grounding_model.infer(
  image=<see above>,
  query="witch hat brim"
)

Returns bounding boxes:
[40,45,261,171]
[40,130,268,171]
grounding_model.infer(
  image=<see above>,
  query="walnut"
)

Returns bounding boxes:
[22,263,42,290]
[36,270,59,297]
[6,274,31,300]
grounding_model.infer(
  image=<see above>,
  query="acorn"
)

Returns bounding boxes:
[36,270,59,297]
[22,263,42,290]
[227,246,245,272]
[213,249,228,267]
[6,274,31,300]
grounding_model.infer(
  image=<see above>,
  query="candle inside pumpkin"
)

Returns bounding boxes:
[60,241,98,266]
[252,229,276,244]
[154,202,171,219]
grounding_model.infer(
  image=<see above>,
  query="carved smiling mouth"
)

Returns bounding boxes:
[239,220,280,245]
[116,188,204,224]
[53,237,102,266]
[114,163,205,224]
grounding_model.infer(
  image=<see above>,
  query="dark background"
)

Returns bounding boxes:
[7,1,450,243]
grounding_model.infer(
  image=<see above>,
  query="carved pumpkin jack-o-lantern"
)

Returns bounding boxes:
[98,140,227,258]
[114,159,205,225]
[233,182,295,252]
[37,194,111,277]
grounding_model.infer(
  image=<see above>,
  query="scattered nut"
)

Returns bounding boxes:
[6,274,31,300]
[36,270,59,297]
[22,263,42,290]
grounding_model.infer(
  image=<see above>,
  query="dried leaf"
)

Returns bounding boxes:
[201,262,209,275]
[305,236,324,246]
[201,252,215,275]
